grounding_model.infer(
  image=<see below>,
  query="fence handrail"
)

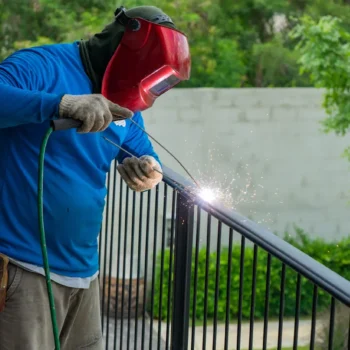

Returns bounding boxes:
[162,165,350,307]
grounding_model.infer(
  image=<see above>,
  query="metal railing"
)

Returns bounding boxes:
[99,162,350,350]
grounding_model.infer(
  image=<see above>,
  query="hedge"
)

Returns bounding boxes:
[149,227,350,321]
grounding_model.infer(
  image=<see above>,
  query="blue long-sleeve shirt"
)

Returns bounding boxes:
[0,42,160,278]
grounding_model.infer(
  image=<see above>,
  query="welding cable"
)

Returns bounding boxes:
[102,136,164,175]
[128,117,201,188]
[38,127,61,350]
[103,136,200,195]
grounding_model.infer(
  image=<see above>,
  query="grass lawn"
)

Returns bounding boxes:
[242,347,309,350]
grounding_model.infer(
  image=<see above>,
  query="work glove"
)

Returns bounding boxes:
[117,156,163,192]
[59,94,133,133]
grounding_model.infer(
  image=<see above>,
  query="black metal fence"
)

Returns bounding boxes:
[99,162,350,350]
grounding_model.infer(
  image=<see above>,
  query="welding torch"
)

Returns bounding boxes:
[52,116,201,188]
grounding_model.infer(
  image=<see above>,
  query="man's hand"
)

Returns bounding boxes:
[117,156,163,192]
[59,94,133,133]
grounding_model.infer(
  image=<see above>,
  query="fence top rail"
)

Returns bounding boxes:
[162,165,350,306]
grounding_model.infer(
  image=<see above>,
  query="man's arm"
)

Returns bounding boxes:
[0,48,63,129]
[0,47,132,132]
[116,111,163,192]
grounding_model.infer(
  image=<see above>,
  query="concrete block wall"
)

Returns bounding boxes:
[140,88,350,241]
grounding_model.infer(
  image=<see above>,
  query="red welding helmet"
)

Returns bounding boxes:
[101,6,191,112]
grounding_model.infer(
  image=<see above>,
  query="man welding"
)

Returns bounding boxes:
[0,5,190,349]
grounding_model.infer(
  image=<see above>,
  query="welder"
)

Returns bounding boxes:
[0,5,190,349]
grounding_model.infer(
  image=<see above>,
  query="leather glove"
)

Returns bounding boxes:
[59,94,133,133]
[117,156,163,192]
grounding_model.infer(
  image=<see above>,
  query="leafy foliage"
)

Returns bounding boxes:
[150,227,350,322]
[291,15,350,160]
[2,0,350,88]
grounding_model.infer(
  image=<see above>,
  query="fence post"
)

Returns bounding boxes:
[171,192,194,350]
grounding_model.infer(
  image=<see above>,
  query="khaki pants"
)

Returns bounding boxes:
[0,263,103,350]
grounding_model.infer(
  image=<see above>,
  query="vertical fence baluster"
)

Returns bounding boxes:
[248,245,258,350]
[102,172,111,334]
[263,253,271,350]
[213,221,222,350]
[310,285,318,350]
[141,191,152,350]
[171,192,194,350]
[134,192,144,350]
[126,191,136,350]
[99,225,103,288]
[191,207,201,350]
[329,297,335,350]
[224,228,234,350]
[113,177,124,350]
[166,190,176,350]
[348,309,350,350]
[157,184,168,350]
[106,163,118,347]
[120,186,130,350]
[277,264,286,350]
[149,185,160,350]
[293,274,302,350]
[237,236,246,350]
[202,214,211,350]
[348,310,350,350]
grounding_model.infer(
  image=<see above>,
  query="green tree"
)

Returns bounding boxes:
[291,15,350,161]
[2,0,350,88]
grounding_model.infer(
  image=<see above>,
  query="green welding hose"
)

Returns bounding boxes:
[38,126,60,350]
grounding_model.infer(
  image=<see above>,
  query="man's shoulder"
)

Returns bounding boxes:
[24,42,79,61]
[4,42,78,66]
[35,42,78,54]
[0,42,83,90]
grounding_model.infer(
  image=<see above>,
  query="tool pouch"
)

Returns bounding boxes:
[0,254,9,313]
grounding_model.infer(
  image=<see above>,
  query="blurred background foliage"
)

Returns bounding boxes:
[1,0,350,89]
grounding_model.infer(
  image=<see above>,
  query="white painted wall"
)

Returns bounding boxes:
[141,88,350,241]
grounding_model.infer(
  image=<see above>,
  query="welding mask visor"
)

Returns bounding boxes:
[101,7,191,113]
